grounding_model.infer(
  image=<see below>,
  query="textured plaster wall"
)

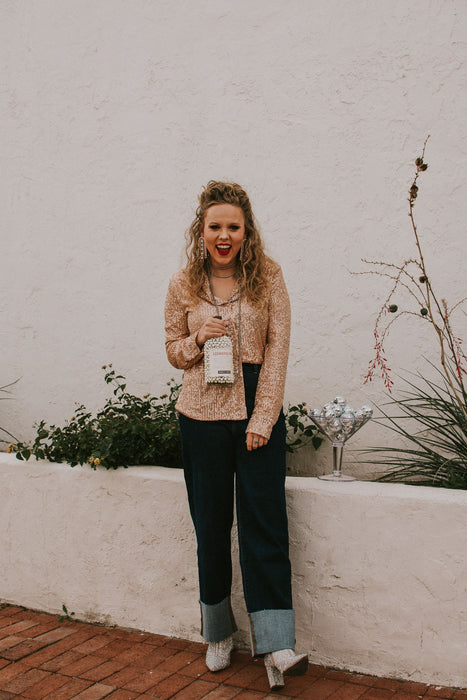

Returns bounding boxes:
[1,1,466,476]
[1,453,466,688]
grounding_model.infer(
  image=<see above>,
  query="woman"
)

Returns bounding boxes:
[164,181,307,690]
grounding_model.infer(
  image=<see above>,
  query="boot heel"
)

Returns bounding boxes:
[264,654,285,690]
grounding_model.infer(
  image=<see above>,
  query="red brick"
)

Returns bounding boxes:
[308,665,329,678]
[136,646,178,669]
[0,691,15,700]
[344,674,377,687]
[179,655,212,678]
[105,691,139,700]
[246,669,272,693]
[297,677,344,699]
[60,655,105,677]
[111,644,154,665]
[149,650,198,675]
[0,635,24,652]
[361,689,396,700]
[222,660,265,688]
[111,631,150,644]
[92,640,134,660]
[147,672,193,698]
[172,678,219,699]
[164,638,191,650]
[328,683,369,699]
[0,638,48,661]
[0,660,30,685]
[22,672,71,698]
[426,689,455,699]
[0,607,24,618]
[73,636,114,655]
[17,622,62,638]
[2,668,50,694]
[273,672,315,696]
[231,691,267,699]
[80,661,126,682]
[0,620,39,640]
[372,678,404,691]
[184,640,207,653]
[201,656,252,684]
[40,677,93,699]
[398,681,429,695]
[141,633,170,647]
[72,683,117,699]
[35,627,77,645]
[102,666,142,688]
[453,692,467,700]
[391,694,424,700]
[39,650,83,672]
[326,670,357,682]
[202,686,245,699]
[0,616,17,629]
[124,668,171,693]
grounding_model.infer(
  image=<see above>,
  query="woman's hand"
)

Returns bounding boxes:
[196,316,229,347]
[246,432,268,451]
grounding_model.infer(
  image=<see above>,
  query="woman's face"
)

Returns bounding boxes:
[201,203,245,268]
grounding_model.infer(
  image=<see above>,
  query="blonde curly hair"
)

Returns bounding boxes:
[185,181,269,304]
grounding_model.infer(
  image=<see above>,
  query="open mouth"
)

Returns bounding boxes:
[216,244,232,256]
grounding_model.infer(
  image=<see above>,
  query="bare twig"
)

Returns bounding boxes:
[359,138,466,418]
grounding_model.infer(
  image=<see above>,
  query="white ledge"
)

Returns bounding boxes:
[1,452,466,687]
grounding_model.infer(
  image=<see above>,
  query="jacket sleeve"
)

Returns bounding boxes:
[165,274,204,370]
[246,266,291,440]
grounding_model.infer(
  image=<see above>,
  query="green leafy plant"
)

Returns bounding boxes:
[285,402,323,453]
[59,604,76,622]
[12,366,182,469]
[361,364,467,488]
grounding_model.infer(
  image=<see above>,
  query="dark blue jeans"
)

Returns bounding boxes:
[179,363,294,654]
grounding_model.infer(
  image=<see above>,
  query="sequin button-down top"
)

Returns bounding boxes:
[164,259,291,440]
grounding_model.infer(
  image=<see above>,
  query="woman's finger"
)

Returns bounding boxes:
[246,432,268,451]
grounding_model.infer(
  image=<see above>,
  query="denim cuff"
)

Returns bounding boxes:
[200,597,237,643]
[248,609,295,655]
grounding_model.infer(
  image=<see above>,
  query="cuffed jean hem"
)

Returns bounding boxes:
[248,609,295,656]
[200,597,237,643]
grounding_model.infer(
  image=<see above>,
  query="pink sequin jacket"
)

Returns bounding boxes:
[164,259,291,440]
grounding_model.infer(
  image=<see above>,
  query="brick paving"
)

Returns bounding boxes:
[0,605,465,700]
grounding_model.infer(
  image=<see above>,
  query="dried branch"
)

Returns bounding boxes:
[359,137,466,419]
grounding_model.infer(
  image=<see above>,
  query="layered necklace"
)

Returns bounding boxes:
[210,262,236,278]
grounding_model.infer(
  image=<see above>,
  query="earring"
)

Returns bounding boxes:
[199,237,207,260]
[239,239,245,263]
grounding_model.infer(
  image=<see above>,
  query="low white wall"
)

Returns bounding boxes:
[1,452,466,688]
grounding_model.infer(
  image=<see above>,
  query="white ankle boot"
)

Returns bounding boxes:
[205,635,234,672]
[263,648,308,689]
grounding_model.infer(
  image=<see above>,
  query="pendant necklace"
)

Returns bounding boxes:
[204,274,242,384]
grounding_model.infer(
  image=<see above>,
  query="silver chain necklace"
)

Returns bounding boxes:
[211,271,236,278]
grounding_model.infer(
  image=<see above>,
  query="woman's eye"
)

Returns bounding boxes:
[209,224,219,230]
[229,225,240,230]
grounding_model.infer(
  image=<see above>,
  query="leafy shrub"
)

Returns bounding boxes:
[362,364,467,489]
[13,366,182,469]
[285,402,323,453]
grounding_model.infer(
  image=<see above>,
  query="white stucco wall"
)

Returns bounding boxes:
[1,1,466,475]
[1,453,466,688]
